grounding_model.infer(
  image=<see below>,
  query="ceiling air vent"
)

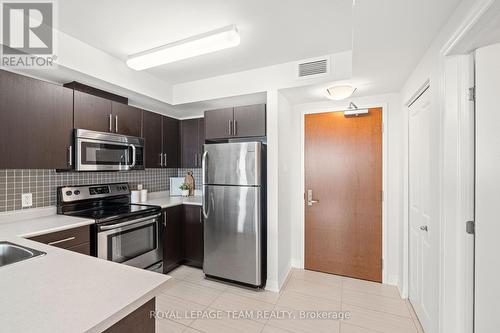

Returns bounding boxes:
[298,59,328,78]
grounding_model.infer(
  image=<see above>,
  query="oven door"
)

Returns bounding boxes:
[97,214,162,269]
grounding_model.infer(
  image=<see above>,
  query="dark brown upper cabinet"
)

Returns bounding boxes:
[142,111,163,168]
[180,118,204,168]
[73,90,112,133]
[204,104,266,140]
[183,205,204,268]
[142,111,180,168]
[198,118,205,166]
[73,91,142,137]
[233,104,266,138]
[162,116,180,168]
[204,107,233,140]
[0,70,74,169]
[111,102,142,137]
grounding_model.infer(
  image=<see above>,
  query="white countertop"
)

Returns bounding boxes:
[141,191,202,209]
[0,207,171,333]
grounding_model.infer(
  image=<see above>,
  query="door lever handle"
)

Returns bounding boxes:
[420,225,428,231]
[306,189,319,206]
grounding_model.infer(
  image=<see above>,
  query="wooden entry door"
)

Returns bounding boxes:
[304,108,382,282]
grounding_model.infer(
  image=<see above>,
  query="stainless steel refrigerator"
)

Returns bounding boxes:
[202,142,266,287]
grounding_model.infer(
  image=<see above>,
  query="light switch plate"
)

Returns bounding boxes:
[21,193,33,208]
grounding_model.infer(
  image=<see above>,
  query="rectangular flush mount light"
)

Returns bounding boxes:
[126,25,240,70]
[344,108,369,116]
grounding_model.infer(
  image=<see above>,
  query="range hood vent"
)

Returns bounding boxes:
[298,59,329,78]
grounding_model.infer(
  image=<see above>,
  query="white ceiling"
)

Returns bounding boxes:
[448,0,500,55]
[281,0,461,104]
[32,0,463,115]
[58,0,353,84]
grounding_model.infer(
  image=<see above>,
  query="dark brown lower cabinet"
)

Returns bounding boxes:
[163,206,184,273]
[104,298,155,333]
[183,205,204,268]
[163,204,204,272]
[28,225,91,255]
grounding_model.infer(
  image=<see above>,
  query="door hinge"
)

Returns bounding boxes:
[466,220,475,235]
[468,87,476,102]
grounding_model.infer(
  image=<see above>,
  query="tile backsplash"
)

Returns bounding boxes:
[0,168,180,212]
[0,168,204,213]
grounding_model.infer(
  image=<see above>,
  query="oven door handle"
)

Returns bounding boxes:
[99,213,161,231]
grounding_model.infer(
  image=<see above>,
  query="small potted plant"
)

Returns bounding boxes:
[179,183,190,197]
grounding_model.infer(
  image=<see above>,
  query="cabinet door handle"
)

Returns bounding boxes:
[199,208,202,223]
[163,212,167,227]
[48,236,76,246]
[115,115,118,133]
[194,154,198,167]
[228,120,233,136]
[109,114,113,132]
[68,145,73,166]
[160,153,163,167]
[233,121,237,136]
[164,153,167,168]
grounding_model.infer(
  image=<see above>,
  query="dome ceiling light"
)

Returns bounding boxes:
[326,84,357,100]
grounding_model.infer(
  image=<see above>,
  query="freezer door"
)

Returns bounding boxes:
[203,184,261,286]
[203,142,261,186]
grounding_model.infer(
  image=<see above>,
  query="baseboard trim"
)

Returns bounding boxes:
[265,279,279,293]
[291,258,303,269]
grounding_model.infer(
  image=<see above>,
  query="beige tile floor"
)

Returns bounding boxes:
[155,265,425,333]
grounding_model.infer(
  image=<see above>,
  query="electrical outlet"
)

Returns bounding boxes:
[21,193,33,208]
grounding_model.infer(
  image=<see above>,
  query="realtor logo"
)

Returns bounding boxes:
[1,0,56,68]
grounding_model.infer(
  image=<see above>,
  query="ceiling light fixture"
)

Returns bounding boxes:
[326,84,357,100]
[127,25,240,70]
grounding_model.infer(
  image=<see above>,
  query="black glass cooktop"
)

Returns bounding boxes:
[67,204,160,223]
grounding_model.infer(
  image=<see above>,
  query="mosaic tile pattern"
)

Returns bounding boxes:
[0,168,177,212]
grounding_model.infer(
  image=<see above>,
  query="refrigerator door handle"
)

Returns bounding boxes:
[202,186,208,219]
[202,150,209,219]
[202,150,208,186]
[202,186,212,220]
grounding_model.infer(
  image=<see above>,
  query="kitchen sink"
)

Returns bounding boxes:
[0,241,46,268]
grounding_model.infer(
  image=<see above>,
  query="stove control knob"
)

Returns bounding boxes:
[65,190,72,196]
[74,190,80,195]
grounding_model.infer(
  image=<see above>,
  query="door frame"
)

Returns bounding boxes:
[298,103,389,284]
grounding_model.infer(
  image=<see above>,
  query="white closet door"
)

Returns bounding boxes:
[408,87,438,333]
[475,43,500,333]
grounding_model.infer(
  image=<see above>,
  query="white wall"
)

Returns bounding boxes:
[172,51,352,104]
[265,90,280,292]
[276,92,301,288]
[291,93,402,286]
[55,30,174,104]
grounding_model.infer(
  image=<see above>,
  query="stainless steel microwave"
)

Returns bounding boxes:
[75,129,145,171]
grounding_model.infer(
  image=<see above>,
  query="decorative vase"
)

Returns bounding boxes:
[185,171,195,196]
[181,189,189,197]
